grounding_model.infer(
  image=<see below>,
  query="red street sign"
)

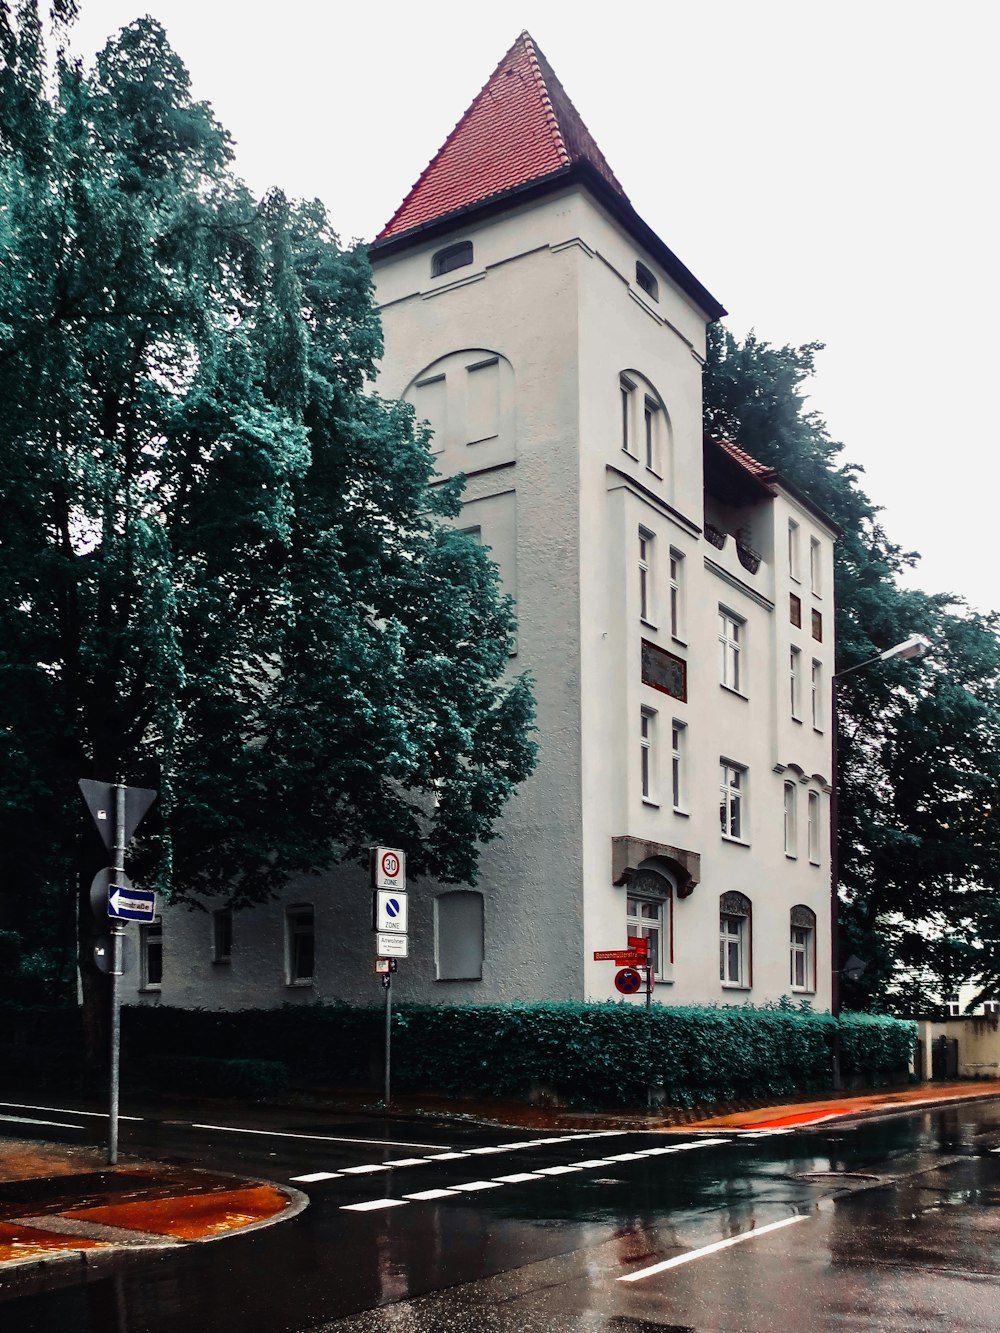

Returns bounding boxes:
[612,952,645,965]
[593,949,624,961]
[627,936,649,956]
[594,947,647,962]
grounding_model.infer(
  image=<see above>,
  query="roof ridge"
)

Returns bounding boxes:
[520,32,571,170]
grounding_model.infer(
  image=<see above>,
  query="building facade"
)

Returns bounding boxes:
[131,32,836,1013]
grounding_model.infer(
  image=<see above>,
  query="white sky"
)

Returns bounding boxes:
[66,0,999,617]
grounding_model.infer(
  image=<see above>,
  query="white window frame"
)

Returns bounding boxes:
[718,609,744,694]
[620,376,636,456]
[784,781,797,857]
[810,536,822,595]
[626,892,670,981]
[641,706,657,803]
[720,760,746,841]
[811,659,823,730]
[945,993,960,1017]
[720,895,751,988]
[140,917,162,991]
[285,905,315,987]
[638,528,654,624]
[808,790,821,864]
[790,913,815,992]
[669,549,684,639]
[790,645,802,718]
[643,396,661,474]
[788,519,800,581]
[671,720,687,812]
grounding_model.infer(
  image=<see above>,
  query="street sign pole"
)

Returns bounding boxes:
[109,781,125,1165]
[383,973,392,1107]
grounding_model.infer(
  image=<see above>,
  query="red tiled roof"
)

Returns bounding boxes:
[376,31,627,242]
[712,438,775,480]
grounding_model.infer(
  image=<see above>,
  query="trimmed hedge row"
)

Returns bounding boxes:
[2,999,916,1108]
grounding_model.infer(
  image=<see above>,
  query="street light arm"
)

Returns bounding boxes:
[834,634,932,682]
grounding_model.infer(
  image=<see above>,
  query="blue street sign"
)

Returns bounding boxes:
[107,885,156,922]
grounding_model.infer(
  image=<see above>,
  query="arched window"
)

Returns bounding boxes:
[720,891,752,988]
[618,369,670,475]
[435,890,484,980]
[627,865,674,981]
[432,240,473,277]
[635,260,659,302]
[790,905,816,992]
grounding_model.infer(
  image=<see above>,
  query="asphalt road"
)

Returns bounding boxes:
[4,1095,1000,1330]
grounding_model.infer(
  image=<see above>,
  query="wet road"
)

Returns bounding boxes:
[4,1096,1000,1330]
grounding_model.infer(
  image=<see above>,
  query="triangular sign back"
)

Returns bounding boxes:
[79,780,158,854]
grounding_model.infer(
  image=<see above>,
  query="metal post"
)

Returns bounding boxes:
[109,781,125,1165]
[830,675,842,1091]
[383,973,392,1106]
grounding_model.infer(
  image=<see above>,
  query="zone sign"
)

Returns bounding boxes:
[372,846,406,890]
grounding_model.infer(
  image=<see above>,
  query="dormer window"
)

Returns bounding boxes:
[432,240,473,277]
[635,261,658,302]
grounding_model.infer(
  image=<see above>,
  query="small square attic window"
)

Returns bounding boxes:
[635,261,658,302]
[432,240,473,277]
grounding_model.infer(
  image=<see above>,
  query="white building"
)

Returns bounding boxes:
[133,32,837,1013]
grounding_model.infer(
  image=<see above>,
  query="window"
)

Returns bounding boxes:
[620,376,635,455]
[671,721,686,811]
[784,781,797,856]
[946,993,961,1017]
[635,260,659,302]
[212,908,232,964]
[811,660,822,729]
[983,1001,1000,1016]
[435,890,484,980]
[643,397,660,472]
[790,906,816,991]
[790,645,802,718]
[641,707,657,801]
[718,609,743,692]
[431,240,473,277]
[413,373,447,454]
[669,549,683,638]
[720,761,745,840]
[465,357,500,444]
[140,918,162,991]
[810,537,822,595]
[285,906,314,985]
[788,520,800,580]
[790,593,802,628]
[812,609,823,642]
[808,790,821,863]
[638,529,653,622]
[720,892,751,987]
[627,868,673,979]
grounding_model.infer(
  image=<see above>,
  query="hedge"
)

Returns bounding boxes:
[3,999,916,1108]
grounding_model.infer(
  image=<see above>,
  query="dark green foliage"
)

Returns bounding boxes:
[704,326,1000,1009]
[134,1054,289,1099]
[0,7,536,1016]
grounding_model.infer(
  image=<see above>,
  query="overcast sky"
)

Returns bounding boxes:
[66,1,999,617]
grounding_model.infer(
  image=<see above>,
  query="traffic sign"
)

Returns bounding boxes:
[371,847,406,890]
[94,934,134,976]
[615,967,643,994]
[611,952,646,966]
[376,932,408,958]
[89,868,133,920]
[374,958,399,974]
[593,949,625,961]
[627,936,650,957]
[79,780,157,855]
[373,889,408,934]
[107,885,156,922]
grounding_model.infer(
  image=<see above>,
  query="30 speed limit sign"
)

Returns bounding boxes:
[371,846,406,890]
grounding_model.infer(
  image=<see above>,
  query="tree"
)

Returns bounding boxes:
[704,324,1000,1010]
[0,6,537,1039]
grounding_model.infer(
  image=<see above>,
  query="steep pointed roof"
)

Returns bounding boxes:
[376,32,626,242]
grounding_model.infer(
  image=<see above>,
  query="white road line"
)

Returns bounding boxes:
[422,1151,469,1161]
[0,1102,143,1122]
[382,1157,428,1167]
[618,1215,808,1281]
[533,1164,582,1176]
[404,1188,455,1201]
[340,1199,409,1212]
[291,1171,341,1183]
[0,1113,84,1130]
[467,1146,507,1155]
[190,1123,447,1150]
[449,1180,504,1192]
[577,1159,615,1168]
[493,1172,543,1183]
[341,1164,389,1174]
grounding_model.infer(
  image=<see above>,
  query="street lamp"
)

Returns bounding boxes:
[830,634,932,1089]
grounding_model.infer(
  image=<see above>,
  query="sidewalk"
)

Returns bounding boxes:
[0,1137,306,1301]
[1,1079,997,1299]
